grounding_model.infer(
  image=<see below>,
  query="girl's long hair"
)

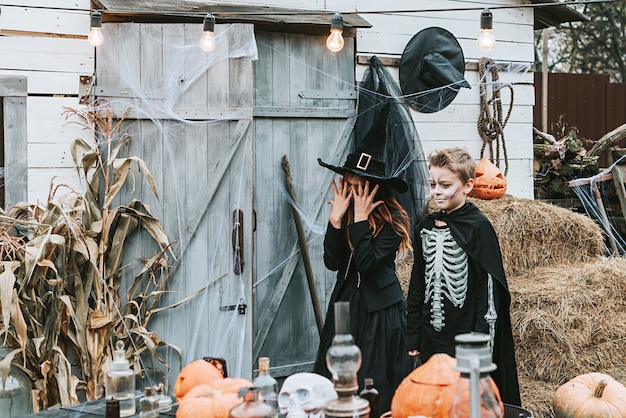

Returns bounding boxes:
[345,182,413,254]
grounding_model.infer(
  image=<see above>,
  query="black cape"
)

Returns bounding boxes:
[430,203,521,406]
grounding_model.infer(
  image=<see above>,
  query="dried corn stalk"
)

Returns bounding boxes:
[0,105,180,410]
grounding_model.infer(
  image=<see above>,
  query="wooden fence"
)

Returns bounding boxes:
[534,72,626,151]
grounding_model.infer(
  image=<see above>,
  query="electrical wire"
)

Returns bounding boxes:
[0,0,621,17]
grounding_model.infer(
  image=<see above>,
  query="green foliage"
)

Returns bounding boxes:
[0,105,180,410]
[537,2,626,82]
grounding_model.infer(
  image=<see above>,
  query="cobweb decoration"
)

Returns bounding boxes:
[569,157,626,256]
[89,23,259,381]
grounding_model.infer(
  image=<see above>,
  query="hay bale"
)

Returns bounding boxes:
[510,257,626,414]
[510,257,626,384]
[465,195,605,277]
[518,376,559,418]
[398,195,606,295]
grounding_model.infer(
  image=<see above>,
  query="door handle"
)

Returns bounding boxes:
[232,209,244,274]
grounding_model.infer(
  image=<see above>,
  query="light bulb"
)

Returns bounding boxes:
[326,13,344,53]
[88,10,104,47]
[199,31,216,52]
[326,30,344,53]
[478,8,495,52]
[477,29,495,51]
[200,13,216,52]
[88,27,104,47]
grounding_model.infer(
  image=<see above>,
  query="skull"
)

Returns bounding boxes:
[278,372,337,418]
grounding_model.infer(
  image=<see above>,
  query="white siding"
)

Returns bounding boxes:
[26,96,89,203]
[0,1,93,203]
[352,0,535,198]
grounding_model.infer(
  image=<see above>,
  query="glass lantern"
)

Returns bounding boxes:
[0,347,33,417]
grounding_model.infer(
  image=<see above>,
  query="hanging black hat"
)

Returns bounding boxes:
[399,27,471,113]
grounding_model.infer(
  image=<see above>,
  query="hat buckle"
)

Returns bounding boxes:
[356,153,372,171]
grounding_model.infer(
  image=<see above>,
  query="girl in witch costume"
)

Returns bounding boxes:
[406,148,521,406]
[314,151,413,412]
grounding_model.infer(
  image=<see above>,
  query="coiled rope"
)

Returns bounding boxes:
[477,57,514,176]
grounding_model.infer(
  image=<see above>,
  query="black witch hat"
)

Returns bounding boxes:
[318,55,430,231]
[399,27,471,113]
[318,99,409,193]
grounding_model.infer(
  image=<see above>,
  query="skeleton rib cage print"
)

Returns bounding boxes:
[421,227,497,349]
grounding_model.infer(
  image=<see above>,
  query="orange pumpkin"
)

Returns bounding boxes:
[207,377,253,394]
[554,372,626,417]
[176,384,242,418]
[391,353,460,418]
[174,360,224,401]
[468,158,507,200]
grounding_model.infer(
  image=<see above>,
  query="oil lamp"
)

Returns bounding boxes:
[449,333,503,418]
[323,302,370,418]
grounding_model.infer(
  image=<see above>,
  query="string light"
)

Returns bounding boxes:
[326,13,344,53]
[477,8,496,52]
[199,13,216,52]
[88,10,104,47]
[80,0,606,53]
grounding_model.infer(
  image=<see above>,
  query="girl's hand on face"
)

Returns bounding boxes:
[328,178,353,228]
[353,180,383,222]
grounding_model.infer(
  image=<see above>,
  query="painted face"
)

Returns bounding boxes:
[429,166,473,213]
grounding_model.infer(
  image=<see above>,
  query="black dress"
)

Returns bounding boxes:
[313,219,412,413]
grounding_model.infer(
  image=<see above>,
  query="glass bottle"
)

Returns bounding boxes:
[253,357,278,417]
[106,340,136,417]
[139,386,159,417]
[359,378,379,418]
[0,347,33,417]
[154,383,172,412]
[449,333,503,418]
[228,387,275,418]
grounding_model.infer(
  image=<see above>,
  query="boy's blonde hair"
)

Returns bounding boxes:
[428,147,475,184]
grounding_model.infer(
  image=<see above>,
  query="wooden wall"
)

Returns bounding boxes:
[0,0,93,203]
[217,0,537,198]
[4,0,536,204]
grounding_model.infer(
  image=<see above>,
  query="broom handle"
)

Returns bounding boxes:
[282,155,325,335]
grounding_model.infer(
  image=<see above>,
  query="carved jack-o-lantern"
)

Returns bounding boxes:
[468,158,507,200]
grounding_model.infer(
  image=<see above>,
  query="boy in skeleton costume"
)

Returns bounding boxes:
[407,148,521,406]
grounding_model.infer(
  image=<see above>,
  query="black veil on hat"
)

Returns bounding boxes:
[318,56,429,231]
[399,27,471,113]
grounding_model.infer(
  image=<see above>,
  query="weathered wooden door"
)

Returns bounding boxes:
[95,22,255,381]
[252,30,356,378]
